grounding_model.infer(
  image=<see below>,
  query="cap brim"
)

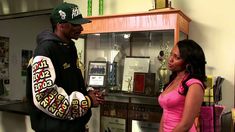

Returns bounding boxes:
[69,18,91,25]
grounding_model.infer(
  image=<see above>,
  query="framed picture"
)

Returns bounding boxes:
[133,72,146,93]
[133,72,156,95]
[155,0,168,9]
[122,56,150,92]
[144,73,156,96]
[88,61,108,87]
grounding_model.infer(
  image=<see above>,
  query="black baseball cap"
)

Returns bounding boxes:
[51,2,91,25]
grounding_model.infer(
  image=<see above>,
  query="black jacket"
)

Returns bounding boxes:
[26,30,91,132]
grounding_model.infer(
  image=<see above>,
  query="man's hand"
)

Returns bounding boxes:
[88,89,105,107]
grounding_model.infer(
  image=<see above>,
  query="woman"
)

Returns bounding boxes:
[158,39,206,132]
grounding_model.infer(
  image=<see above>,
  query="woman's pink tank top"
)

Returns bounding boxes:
[158,78,203,132]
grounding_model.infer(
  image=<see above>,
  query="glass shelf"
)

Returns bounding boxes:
[84,30,175,97]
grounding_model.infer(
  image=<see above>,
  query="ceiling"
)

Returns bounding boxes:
[0,0,62,19]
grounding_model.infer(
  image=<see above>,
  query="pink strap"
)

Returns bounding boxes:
[178,78,204,94]
[186,78,204,89]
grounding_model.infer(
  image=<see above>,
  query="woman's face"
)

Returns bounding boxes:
[168,45,186,72]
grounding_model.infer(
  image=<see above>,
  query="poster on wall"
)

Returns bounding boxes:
[21,50,33,76]
[0,36,10,95]
[0,36,9,79]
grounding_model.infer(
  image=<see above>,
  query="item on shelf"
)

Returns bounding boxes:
[112,44,127,92]
[87,0,92,16]
[77,50,85,72]
[204,87,214,106]
[213,76,224,104]
[157,41,170,92]
[99,0,104,15]
[122,57,150,92]
[133,72,156,96]
[155,0,168,9]
[200,105,225,132]
[168,0,172,8]
[133,72,145,93]
[144,73,156,96]
[108,62,117,87]
[158,65,169,92]
[87,61,108,87]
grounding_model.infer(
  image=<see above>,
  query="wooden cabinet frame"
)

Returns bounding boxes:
[82,8,191,45]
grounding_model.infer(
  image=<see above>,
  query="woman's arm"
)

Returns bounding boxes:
[173,83,204,132]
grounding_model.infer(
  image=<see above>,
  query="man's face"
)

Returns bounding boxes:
[63,23,83,40]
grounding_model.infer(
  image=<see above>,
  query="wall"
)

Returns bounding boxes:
[173,0,235,110]
[0,14,51,100]
[0,14,51,132]
[0,112,33,132]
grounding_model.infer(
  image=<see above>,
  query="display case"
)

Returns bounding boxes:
[80,8,191,132]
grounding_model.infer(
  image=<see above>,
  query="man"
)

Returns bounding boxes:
[26,2,104,132]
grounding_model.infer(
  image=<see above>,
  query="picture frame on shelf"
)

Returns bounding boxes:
[88,61,108,87]
[133,72,156,96]
[155,0,168,9]
[133,72,146,94]
[144,73,156,96]
[122,56,150,92]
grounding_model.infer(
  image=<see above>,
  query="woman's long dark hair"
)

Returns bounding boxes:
[164,39,207,95]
